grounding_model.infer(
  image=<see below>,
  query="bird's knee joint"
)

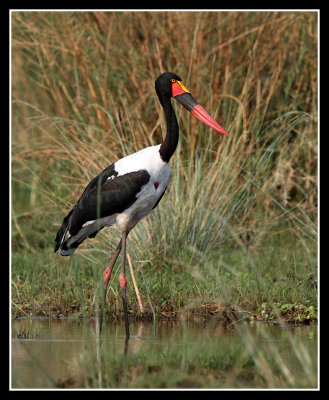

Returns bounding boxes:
[119,273,127,289]
[103,266,112,284]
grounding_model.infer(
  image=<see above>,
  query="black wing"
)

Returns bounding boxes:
[68,165,150,236]
[54,163,150,254]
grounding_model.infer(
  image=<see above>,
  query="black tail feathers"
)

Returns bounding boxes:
[54,208,78,256]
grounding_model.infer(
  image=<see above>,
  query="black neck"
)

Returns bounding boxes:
[158,94,179,163]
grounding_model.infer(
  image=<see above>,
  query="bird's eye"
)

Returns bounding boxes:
[170,79,176,83]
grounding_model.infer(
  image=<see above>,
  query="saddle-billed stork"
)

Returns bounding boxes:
[54,72,227,339]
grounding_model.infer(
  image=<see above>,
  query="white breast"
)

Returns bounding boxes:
[115,145,163,174]
[114,145,170,231]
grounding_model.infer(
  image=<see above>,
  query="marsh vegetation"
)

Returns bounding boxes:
[11,11,318,389]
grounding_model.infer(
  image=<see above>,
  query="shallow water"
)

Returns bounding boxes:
[11,318,318,389]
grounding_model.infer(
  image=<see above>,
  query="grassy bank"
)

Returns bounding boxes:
[11,227,317,323]
[11,11,317,323]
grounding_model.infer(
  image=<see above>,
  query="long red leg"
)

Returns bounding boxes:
[99,238,123,333]
[120,230,130,340]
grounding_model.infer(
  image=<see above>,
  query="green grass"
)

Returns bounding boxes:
[11,227,317,323]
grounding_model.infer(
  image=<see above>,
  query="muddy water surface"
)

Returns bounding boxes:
[11,318,317,389]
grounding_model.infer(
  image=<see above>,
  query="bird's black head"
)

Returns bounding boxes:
[155,71,228,135]
[155,72,183,98]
